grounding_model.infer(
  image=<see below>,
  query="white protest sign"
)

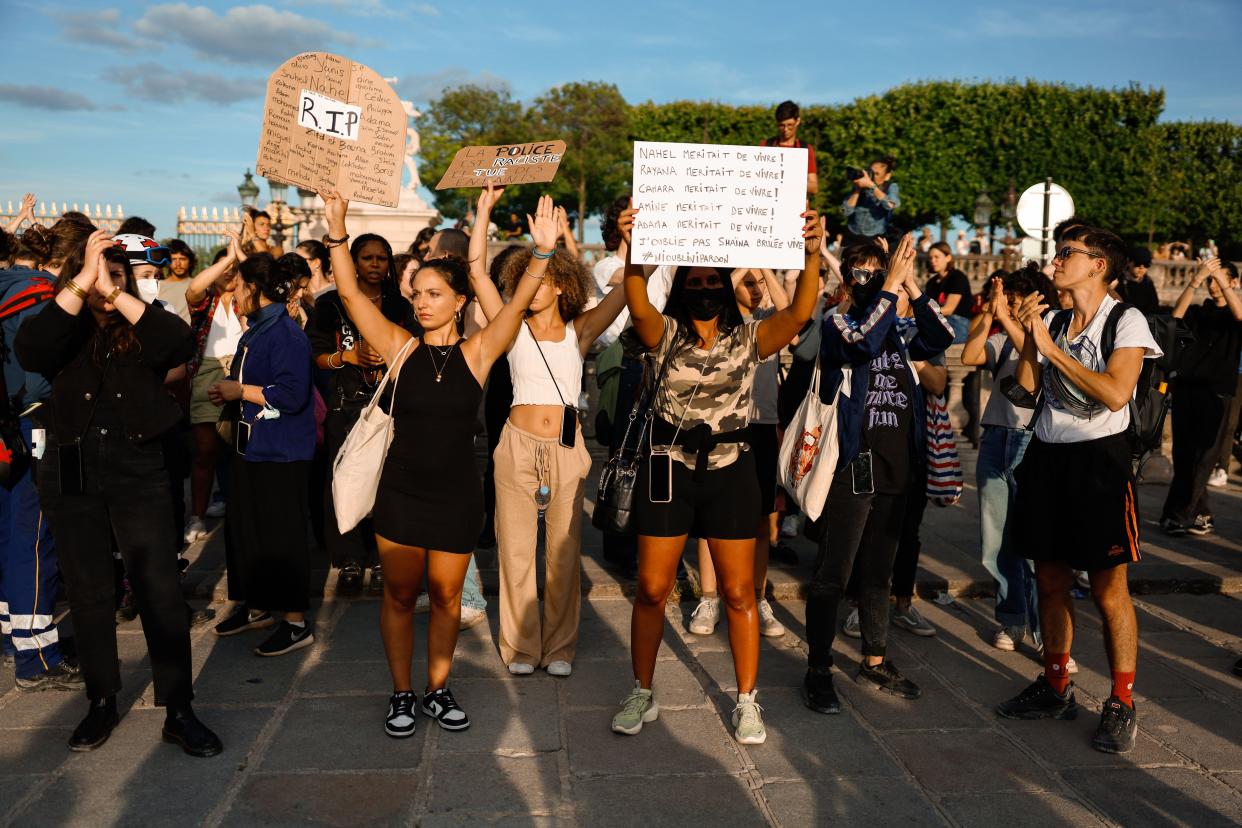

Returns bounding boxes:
[630,141,808,270]
[298,89,362,141]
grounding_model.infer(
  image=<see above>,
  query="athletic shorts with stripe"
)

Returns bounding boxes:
[1012,432,1141,572]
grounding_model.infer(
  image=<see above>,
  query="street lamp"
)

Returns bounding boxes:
[264,175,294,250]
[973,191,995,255]
[237,169,260,210]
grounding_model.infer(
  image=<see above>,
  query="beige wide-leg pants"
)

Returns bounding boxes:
[494,421,591,667]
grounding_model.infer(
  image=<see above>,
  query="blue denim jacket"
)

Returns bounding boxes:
[843,182,901,237]
[818,291,954,472]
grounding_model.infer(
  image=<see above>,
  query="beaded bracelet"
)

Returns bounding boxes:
[531,247,554,260]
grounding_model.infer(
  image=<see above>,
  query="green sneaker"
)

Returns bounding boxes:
[611,682,659,735]
[732,690,767,745]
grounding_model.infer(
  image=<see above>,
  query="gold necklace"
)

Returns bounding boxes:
[425,339,458,383]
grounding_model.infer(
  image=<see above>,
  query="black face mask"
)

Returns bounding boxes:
[683,289,727,321]
[849,278,884,311]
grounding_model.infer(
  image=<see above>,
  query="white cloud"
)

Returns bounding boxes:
[104,63,264,104]
[0,83,97,111]
[395,68,509,104]
[133,3,352,66]
[283,0,437,17]
[55,8,142,52]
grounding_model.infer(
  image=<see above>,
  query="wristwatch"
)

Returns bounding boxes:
[105,286,124,304]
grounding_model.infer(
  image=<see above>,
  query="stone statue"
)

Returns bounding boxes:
[401,99,422,195]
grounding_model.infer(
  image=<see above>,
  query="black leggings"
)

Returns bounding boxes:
[806,473,906,669]
[39,429,193,706]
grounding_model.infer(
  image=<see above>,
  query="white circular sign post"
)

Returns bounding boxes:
[1016,179,1075,263]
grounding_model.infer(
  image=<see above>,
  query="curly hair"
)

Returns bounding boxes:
[499,248,590,321]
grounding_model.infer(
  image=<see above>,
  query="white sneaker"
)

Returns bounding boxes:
[1207,466,1228,488]
[842,607,861,639]
[1066,656,1079,675]
[459,606,486,630]
[546,660,572,677]
[757,598,786,637]
[205,500,227,519]
[688,597,720,635]
[183,518,208,544]
[732,690,767,745]
[780,515,801,538]
[993,626,1024,652]
[507,662,535,675]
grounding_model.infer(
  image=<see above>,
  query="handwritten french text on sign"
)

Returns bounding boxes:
[435,141,567,190]
[630,141,808,270]
[298,90,361,141]
[256,52,405,208]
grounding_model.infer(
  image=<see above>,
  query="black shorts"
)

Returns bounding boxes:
[748,423,779,516]
[635,450,760,540]
[1012,433,1141,572]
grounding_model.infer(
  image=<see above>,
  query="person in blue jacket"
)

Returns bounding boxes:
[802,234,954,714]
[209,252,317,658]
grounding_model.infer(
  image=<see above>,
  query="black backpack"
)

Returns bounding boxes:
[1046,303,1189,459]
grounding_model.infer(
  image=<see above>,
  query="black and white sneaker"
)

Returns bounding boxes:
[15,661,84,692]
[856,660,921,699]
[254,621,314,657]
[1187,514,1214,536]
[1092,697,1138,754]
[215,606,275,637]
[1159,517,1188,537]
[996,674,1079,720]
[385,691,418,738]
[421,687,470,731]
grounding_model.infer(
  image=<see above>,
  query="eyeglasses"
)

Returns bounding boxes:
[1054,246,1104,263]
[850,267,886,285]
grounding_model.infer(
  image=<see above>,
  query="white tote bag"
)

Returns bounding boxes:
[332,337,416,534]
[776,359,849,522]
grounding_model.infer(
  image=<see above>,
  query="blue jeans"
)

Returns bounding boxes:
[461,555,485,611]
[977,426,1037,630]
[946,314,970,344]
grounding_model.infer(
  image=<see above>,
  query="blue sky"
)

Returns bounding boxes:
[1,0,1239,239]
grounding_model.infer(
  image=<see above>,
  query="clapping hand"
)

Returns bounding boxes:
[527,195,557,252]
[987,276,1009,320]
[17,192,35,218]
[1193,257,1220,288]
[885,233,915,291]
[1015,292,1053,354]
[555,206,572,240]
[801,209,823,256]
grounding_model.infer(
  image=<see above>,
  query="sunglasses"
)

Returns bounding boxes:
[850,267,886,285]
[1054,246,1104,263]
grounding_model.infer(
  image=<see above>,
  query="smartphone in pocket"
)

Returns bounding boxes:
[648,449,673,504]
[851,450,875,495]
[559,406,577,449]
[57,441,84,497]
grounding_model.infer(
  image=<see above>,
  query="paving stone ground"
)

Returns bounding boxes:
[2,453,1241,826]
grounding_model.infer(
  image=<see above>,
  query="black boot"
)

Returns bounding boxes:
[162,704,223,758]
[69,696,119,752]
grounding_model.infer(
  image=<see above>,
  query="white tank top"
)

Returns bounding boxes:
[509,321,583,407]
[204,296,243,360]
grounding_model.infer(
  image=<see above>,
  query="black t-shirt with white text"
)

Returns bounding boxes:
[861,342,915,494]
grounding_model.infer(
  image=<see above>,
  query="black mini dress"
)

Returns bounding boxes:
[372,342,483,553]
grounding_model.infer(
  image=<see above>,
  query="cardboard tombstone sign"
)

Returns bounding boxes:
[256,52,406,208]
[435,141,567,190]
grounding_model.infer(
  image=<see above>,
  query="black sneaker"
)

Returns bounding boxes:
[254,621,314,657]
[69,697,119,752]
[368,564,385,595]
[1092,697,1138,754]
[1159,517,1188,537]
[214,606,275,637]
[421,687,470,731]
[16,661,84,692]
[337,560,363,595]
[385,691,418,738]
[1187,515,1213,537]
[996,674,1079,720]
[162,704,224,758]
[802,667,841,714]
[856,660,921,699]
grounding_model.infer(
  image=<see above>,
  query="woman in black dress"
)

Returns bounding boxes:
[320,189,554,737]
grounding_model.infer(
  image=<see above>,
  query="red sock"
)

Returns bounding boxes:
[1044,652,1071,694]
[1111,671,1135,707]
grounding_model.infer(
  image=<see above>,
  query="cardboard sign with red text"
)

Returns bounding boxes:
[256,52,405,208]
[435,141,567,190]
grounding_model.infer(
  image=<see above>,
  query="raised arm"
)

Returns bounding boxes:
[962,276,1007,366]
[1209,262,1242,322]
[556,207,580,259]
[620,202,665,350]
[5,193,35,234]
[761,268,790,311]
[185,229,242,306]
[320,189,410,366]
[756,210,824,358]
[467,183,506,322]
[573,280,629,355]
[468,196,558,372]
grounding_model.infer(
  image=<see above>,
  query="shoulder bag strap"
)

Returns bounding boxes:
[524,321,570,408]
[360,336,417,417]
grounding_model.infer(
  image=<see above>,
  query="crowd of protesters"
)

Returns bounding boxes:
[0,98,1239,762]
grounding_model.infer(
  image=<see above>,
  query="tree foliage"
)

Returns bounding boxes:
[422,80,1242,254]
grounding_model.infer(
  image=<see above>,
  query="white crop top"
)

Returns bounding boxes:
[509,321,584,407]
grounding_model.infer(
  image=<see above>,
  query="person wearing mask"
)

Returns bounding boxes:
[802,236,954,715]
[467,184,627,678]
[16,231,221,756]
[1160,259,1242,537]
[1116,247,1160,317]
[998,225,1162,755]
[842,156,900,244]
[210,253,317,656]
[320,189,548,737]
[761,100,818,196]
[611,204,824,746]
[0,219,92,691]
[308,232,416,596]
[924,242,973,343]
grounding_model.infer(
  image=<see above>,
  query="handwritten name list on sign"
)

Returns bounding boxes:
[256,52,405,208]
[630,141,808,270]
[435,141,567,190]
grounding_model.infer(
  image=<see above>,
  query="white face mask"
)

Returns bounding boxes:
[136,279,160,304]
